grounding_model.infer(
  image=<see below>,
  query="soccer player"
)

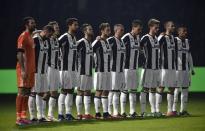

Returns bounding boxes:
[32,25,54,122]
[92,23,112,119]
[76,24,94,120]
[140,19,161,117]
[121,20,143,118]
[156,21,178,116]
[47,21,61,121]
[58,18,79,121]
[16,17,36,125]
[173,26,195,116]
[107,24,126,118]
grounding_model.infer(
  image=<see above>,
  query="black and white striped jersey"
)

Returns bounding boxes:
[121,33,141,70]
[58,33,78,71]
[92,38,112,72]
[140,34,160,70]
[158,34,176,70]
[77,38,93,76]
[33,34,49,74]
[175,37,193,71]
[48,37,60,69]
[107,36,126,72]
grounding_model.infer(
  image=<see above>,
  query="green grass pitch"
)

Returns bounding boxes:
[0,95,205,131]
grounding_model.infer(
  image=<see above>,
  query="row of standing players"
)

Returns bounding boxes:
[19,17,195,124]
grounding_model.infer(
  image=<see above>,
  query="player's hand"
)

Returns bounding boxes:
[21,71,27,80]
[96,36,101,40]
[191,70,195,75]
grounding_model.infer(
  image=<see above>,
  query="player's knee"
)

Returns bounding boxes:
[30,92,36,97]
[129,89,137,93]
[21,88,31,96]
[42,92,50,101]
[182,87,188,89]
[149,88,156,93]
[95,90,102,97]
[77,90,84,96]
[61,88,67,94]
[157,87,164,93]
[102,90,109,96]
[141,88,149,93]
[50,91,58,98]
[168,88,175,94]
[84,90,91,96]
[67,88,74,94]
[121,90,128,94]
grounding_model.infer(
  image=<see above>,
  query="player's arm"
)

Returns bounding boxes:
[174,38,178,70]
[92,40,101,68]
[17,35,27,80]
[188,42,195,75]
[122,35,130,63]
[139,36,147,68]
[158,36,165,68]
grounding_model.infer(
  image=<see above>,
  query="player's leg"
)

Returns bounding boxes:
[58,88,67,121]
[166,87,175,116]
[128,70,138,118]
[65,88,75,120]
[108,91,113,115]
[83,90,94,119]
[28,91,37,121]
[140,87,149,116]
[149,88,157,116]
[47,68,59,121]
[120,90,128,117]
[173,87,180,113]
[16,87,32,125]
[111,72,122,118]
[82,76,94,119]
[156,87,164,115]
[76,88,83,120]
[58,70,66,120]
[94,90,102,119]
[48,91,58,121]
[180,87,189,116]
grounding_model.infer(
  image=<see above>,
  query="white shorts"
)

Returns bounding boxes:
[47,67,60,91]
[61,70,80,89]
[79,75,93,91]
[111,72,125,91]
[124,69,139,90]
[176,70,191,87]
[142,69,160,88]
[160,69,178,87]
[59,70,63,88]
[32,73,48,93]
[94,72,111,91]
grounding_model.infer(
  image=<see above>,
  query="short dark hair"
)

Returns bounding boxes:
[148,18,160,27]
[132,19,142,27]
[66,18,78,26]
[43,25,54,33]
[23,16,34,26]
[177,26,187,33]
[99,23,110,31]
[164,21,174,28]
[81,23,91,32]
[48,21,58,26]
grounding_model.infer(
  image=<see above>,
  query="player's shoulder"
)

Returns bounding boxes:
[107,36,115,42]
[158,34,165,41]
[77,38,86,45]
[141,34,149,41]
[92,39,101,47]
[58,32,68,40]
[121,33,130,40]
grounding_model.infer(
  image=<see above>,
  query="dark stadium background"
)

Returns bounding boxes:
[0,0,204,68]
